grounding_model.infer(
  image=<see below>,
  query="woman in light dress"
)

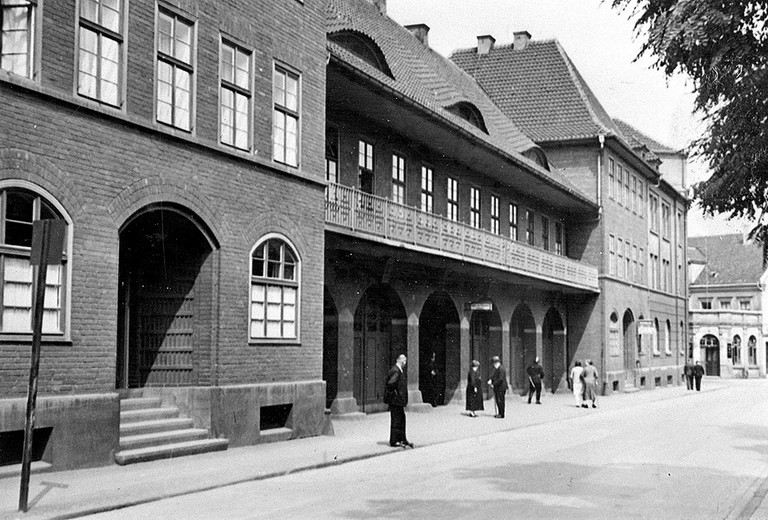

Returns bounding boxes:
[569,360,584,408]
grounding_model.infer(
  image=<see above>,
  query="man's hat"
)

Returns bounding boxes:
[471,359,480,367]
[491,356,500,363]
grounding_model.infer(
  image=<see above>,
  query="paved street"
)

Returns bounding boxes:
[81,380,768,520]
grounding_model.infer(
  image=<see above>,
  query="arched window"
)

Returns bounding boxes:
[665,320,671,355]
[250,236,299,339]
[749,336,757,366]
[732,335,741,365]
[328,31,393,78]
[445,101,488,133]
[0,186,69,334]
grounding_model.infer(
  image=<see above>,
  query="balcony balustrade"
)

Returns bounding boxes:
[325,183,599,291]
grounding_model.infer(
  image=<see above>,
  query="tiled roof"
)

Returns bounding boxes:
[327,0,537,156]
[450,39,625,143]
[613,119,679,154]
[689,234,766,285]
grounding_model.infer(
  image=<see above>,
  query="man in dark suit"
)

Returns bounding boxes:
[684,360,694,390]
[488,355,509,418]
[527,356,545,404]
[384,354,413,448]
[693,360,705,391]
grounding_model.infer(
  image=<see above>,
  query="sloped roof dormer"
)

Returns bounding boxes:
[445,101,488,134]
[329,30,393,78]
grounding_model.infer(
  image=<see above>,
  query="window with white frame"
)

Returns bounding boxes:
[250,237,298,339]
[639,247,645,284]
[325,128,338,184]
[665,320,671,355]
[625,241,631,281]
[609,234,616,276]
[617,165,624,206]
[617,238,624,278]
[420,166,433,213]
[1,0,36,78]
[526,210,534,246]
[157,9,193,131]
[719,299,731,309]
[541,216,549,251]
[555,222,563,255]
[653,318,660,355]
[446,177,458,221]
[749,336,757,365]
[638,178,644,218]
[78,0,122,106]
[632,244,638,283]
[391,154,406,205]
[509,203,518,240]
[0,187,68,334]
[220,40,251,150]
[700,298,712,310]
[662,203,671,238]
[649,194,659,233]
[740,299,752,310]
[624,168,630,209]
[273,65,300,166]
[470,187,481,229]
[490,195,499,234]
[631,175,637,213]
[358,139,374,194]
[608,158,615,200]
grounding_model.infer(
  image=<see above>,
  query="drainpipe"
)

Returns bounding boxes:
[598,134,607,393]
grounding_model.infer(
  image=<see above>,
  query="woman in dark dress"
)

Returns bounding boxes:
[466,360,484,417]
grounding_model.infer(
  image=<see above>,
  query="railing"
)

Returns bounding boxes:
[325,183,599,291]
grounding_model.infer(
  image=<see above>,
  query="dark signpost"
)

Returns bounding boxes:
[18,219,66,513]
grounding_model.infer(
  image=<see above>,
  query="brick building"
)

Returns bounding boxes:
[323,0,602,416]
[689,234,767,378]
[0,0,327,469]
[451,34,689,393]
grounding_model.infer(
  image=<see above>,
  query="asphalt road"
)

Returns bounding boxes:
[85,380,768,519]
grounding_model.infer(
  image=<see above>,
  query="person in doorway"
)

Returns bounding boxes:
[582,359,599,408]
[684,359,694,390]
[488,356,509,418]
[570,360,585,408]
[527,357,545,404]
[466,360,484,417]
[428,351,440,407]
[384,354,413,448]
[693,360,705,391]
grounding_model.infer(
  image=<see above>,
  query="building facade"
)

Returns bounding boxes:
[688,234,767,378]
[451,33,690,393]
[0,0,327,470]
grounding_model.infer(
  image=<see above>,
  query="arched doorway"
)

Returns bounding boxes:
[542,307,566,393]
[419,292,459,406]
[732,335,741,365]
[470,303,502,398]
[623,309,636,385]
[700,334,720,376]
[353,284,406,411]
[117,204,216,388]
[510,304,536,393]
[323,290,339,409]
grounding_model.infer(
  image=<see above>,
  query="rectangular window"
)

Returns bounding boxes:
[608,158,615,200]
[220,40,251,150]
[632,245,638,283]
[541,216,549,251]
[490,195,499,234]
[625,169,631,209]
[626,241,631,280]
[700,299,712,310]
[0,0,35,78]
[78,0,122,106]
[639,247,645,285]
[470,187,481,229]
[740,300,752,311]
[632,175,637,213]
[391,154,406,205]
[273,65,300,166]
[446,177,458,221]
[555,222,563,255]
[156,9,194,131]
[358,139,374,194]
[509,203,518,240]
[617,166,623,206]
[525,210,535,246]
[662,203,671,238]
[719,299,731,310]
[609,234,616,276]
[617,238,624,279]
[420,166,433,213]
[677,211,684,245]
[749,338,757,365]
[638,179,644,218]
[649,195,659,233]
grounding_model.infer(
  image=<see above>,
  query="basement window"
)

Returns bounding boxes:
[260,404,292,431]
[0,427,53,466]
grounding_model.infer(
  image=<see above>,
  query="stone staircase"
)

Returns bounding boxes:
[115,397,228,465]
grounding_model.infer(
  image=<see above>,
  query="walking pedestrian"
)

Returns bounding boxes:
[384,354,413,448]
[488,356,508,418]
[582,359,599,408]
[693,360,705,391]
[684,359,694,390]
[526,357,544,404]
[465,360,484,417]
[569,360,585,408]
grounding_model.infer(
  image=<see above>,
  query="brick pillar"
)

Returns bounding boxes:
[406,312,423,403]
[330,308,358,414]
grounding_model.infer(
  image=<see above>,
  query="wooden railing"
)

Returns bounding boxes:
[325,183,599,291]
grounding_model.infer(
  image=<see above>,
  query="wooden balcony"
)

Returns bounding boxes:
[325,183,599,292]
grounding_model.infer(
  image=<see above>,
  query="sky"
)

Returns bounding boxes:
[387,0,749,237]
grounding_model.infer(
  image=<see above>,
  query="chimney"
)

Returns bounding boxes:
[405,24,430,47]
[477,35,496,55]
[368,0,386,15]
[513,31,532,51]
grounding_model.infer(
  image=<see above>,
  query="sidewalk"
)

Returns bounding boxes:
[0,381,727,520]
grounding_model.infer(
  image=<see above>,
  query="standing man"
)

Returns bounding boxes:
[581,359,599,408]
[693,360,705,391]
[488,356,509,418]
[527,356,545,404]
[384,354,413,448]
[684,359,694,390]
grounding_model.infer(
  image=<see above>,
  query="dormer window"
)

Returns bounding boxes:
[328,30,393,78]
[445,101,488,133]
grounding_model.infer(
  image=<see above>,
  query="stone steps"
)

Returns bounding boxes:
[114,396,228,466]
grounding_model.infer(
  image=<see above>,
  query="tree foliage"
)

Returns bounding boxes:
[611,0,768,247]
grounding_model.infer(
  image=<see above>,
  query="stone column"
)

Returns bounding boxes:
[406,312,423,403]
[330,309,358,415]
